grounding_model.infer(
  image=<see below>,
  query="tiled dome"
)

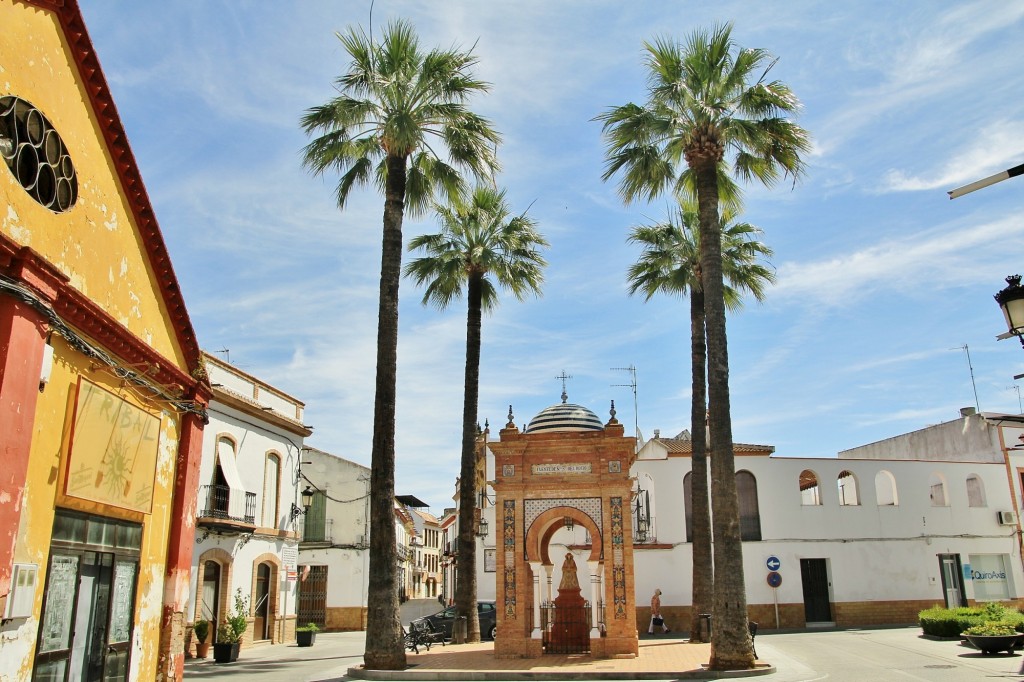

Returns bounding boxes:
[526,396,604,433]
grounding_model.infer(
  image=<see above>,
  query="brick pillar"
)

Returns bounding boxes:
[157,406,206,681]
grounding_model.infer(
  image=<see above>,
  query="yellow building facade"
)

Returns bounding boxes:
[1,1,209,680]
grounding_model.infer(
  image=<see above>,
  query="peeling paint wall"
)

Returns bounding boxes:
[0,338,182,681]
[1,3,195,679]
[0,1,187,368]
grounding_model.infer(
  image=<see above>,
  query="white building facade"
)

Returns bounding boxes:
[469,406,1024,632]
[188,352,312,651]
[296,448,371,631]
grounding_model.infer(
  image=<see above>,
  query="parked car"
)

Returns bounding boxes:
[414,601,497,640]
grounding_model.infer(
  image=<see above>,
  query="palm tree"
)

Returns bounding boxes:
[598,24,808,669]
[300,20,499,670]
[405,186,547,642]
[626,201,773,643]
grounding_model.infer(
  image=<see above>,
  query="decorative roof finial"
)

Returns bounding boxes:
[506,405,515,428]
[555,370,572,403]
[608,399,618,424]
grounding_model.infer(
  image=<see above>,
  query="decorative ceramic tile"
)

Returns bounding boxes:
[610,496,626,619]
[502,464,515,477]
[524,497,602,533]
[504,500,516,618]
[608,460,621,473]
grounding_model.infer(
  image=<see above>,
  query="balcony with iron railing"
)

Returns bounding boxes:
[196,484,257,532]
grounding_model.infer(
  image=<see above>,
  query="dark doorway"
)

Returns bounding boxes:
[34,511,140,682]
[200,561,221,627]
[800,558,833,624]
[938,554,966,608]
[254,562,271,640]
[297,566,328,628]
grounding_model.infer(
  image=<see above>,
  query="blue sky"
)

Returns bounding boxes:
[79,1,1024,512]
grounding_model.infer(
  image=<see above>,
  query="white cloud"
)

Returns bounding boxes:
[881,121,1024,193]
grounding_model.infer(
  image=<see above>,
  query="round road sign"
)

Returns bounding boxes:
[767,571,782,588]
[766,555,781,571]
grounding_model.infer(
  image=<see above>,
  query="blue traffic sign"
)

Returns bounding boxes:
[766,555,781,571]
[767,571,782,588]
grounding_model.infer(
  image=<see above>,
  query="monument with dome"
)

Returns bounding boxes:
[489,382,640,659]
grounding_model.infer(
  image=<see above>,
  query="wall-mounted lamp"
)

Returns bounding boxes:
[563,516,574,532]
[996,275,1024,349]
[476,517,489,537]
[290,485,315,519]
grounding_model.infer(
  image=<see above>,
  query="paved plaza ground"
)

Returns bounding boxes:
[182,626,1024,681]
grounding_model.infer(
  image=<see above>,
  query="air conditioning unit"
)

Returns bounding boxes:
[997,511,1016,526]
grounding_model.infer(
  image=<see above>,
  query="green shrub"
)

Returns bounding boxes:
[919,603,1024,638]
[296,622,320,633]
[963,620,1018,636]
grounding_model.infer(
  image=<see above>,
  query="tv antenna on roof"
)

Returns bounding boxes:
[611,365,638,441]
[953,344,980,413]
[214,348,230,364]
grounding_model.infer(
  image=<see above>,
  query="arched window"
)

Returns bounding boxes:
[875,470,898,506]
[736,471,761,541]
[929,473,949,507]
[837,470,860,506]
[799,470,821,506]
[263,453,281,528]
[683,472,693,543]
[966,474,986,508]
[635,472,656,542]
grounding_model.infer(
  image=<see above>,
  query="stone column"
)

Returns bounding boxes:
[530,561,543,639]
[544,563,553,604]
[587,560,601,637]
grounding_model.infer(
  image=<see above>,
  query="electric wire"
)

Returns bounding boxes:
[0,274,208,421]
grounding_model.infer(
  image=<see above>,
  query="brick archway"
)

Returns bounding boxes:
[250,552,282,643]
[195,548,233,628]
[526,506,603,565]
[490,407,639,659]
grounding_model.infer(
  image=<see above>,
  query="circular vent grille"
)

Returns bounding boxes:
[0,96,78,213]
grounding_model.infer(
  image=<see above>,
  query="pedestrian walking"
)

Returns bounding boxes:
[648,588,670,634]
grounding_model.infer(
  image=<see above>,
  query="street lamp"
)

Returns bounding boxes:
[995,275,1024,349]
[290,485,315,519]
[476,517,489,538]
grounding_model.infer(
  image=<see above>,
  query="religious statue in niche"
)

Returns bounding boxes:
[551,552,588,648]
[559,553,580,590]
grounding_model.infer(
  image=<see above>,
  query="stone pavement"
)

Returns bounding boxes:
[348,634,773,680]
[184,631,773,681]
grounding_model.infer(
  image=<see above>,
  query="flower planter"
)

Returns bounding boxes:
[213,642,240,663]
[296,630,317,647]
[963,633,1023,655]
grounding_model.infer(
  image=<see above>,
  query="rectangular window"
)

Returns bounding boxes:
[969,554,1012,601]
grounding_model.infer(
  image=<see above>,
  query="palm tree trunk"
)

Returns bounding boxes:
[456,273,484,642]
[695,160,754,670]
[688,288,713,642]
[364,153,407,670]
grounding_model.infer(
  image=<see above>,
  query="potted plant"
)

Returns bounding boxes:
[213,590,250,664]
[962,621,1023,655]
[296,622,320,647]
[193,619,211,659]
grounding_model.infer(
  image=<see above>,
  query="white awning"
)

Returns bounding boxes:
[217,439,248,520]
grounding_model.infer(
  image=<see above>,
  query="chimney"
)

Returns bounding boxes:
[653,429,660,439]
[960,407,977,418]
